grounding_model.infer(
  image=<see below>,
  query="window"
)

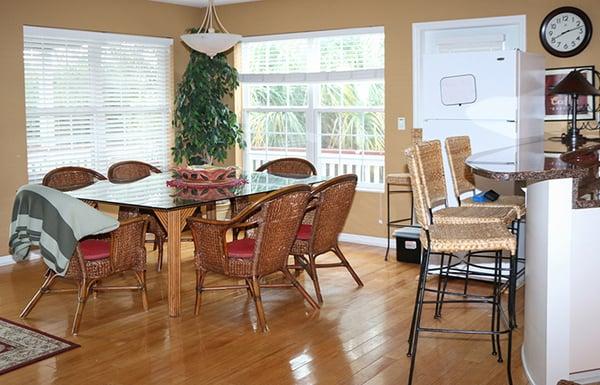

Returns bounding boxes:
[23,26,173,183]
[240,28,385,191]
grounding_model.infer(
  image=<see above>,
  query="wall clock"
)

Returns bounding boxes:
[540,7,592,57]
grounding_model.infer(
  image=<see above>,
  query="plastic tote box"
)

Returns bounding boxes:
[394,227,421,264]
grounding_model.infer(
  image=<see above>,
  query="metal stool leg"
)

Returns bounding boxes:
[385,182,391,261]
[407,242,432,385]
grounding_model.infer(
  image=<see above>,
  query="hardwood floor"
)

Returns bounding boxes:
[0,242,528,385]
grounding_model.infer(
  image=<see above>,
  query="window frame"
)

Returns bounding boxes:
[240,27,385,192]
[22,26,173,183]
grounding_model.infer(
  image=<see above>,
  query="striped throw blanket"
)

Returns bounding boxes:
[9,184,119,276]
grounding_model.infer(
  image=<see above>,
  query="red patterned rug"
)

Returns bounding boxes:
[0,317,79,375]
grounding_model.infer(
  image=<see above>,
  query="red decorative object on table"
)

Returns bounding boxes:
[168,165,246,201]
[175,165,239,185]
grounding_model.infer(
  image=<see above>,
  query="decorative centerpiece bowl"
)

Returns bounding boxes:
[174,165,239,187]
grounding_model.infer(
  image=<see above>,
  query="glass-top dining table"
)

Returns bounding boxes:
[67,171,325,317]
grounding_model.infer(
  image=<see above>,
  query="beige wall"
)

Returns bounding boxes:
[217,0,600,238]
[1,0,599,254]
[0,0,203,254]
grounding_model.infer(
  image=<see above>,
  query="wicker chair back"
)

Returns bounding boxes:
[405,147,431,230]
[109,216,149,273]
[107,161,161,183]
[253,186,312,275]
[414,140,448,208]
[42,167,106,191]
[445,136,476,199]
[256,157,317,177]
[308,174,357,255]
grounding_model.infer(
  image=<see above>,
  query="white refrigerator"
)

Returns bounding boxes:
[421,49,545,206]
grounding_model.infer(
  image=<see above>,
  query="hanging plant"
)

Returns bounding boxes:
[172,36,245,166]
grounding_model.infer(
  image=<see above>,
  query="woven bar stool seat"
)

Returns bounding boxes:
[461,195,526,219]
[433,206,517,226]
[386,173,412,186]
[424,223,516,254]
[445,136,526,219]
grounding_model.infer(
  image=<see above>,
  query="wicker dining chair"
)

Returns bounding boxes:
[20,216,149,335]
[405,145,518,385]
[42,166,107,208]
[187,184,318,332]
[107,160,167,271]
[230,157,317,222]
[289,174,363,304]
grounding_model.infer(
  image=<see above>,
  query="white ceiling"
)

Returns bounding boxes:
[150,0,261,7]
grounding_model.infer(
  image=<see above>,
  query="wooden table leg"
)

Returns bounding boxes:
[155,207,196,317]
[166,210,182,317]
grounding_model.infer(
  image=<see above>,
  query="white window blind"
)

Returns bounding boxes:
[23,26,173,183]
[240,28,385,191]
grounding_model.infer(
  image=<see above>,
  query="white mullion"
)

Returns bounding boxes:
[307,83,317,166]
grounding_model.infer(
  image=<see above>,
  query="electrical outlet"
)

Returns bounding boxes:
[397,117,406,130]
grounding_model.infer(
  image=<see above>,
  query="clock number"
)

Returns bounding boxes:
[571,41,576,47]
[551,23,556,29]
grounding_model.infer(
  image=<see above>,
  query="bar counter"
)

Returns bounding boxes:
[466,137,600,385]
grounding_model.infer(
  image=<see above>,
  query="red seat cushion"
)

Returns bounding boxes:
[227,238,255,259]
[296,224,312,241]
[79,239,110,261]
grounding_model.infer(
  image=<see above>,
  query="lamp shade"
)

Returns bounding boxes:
[552,70,600,96]
[181,32,241,58]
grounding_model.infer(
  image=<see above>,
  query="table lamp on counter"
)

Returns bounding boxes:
[551,69,600,147]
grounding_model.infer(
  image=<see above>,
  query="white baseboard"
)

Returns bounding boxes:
[0,252,40,267]
[0,234,392,266]
[338,233,393,249]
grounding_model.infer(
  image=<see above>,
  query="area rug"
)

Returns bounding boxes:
[0,317,79,375]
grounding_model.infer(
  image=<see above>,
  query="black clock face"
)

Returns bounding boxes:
[540,7,592,57]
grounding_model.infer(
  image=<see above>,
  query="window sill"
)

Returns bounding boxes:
[357,186,384,194]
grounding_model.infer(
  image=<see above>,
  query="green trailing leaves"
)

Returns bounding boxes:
[172,49,245,165]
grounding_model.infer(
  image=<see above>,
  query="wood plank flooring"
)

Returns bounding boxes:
[0,243,528,385]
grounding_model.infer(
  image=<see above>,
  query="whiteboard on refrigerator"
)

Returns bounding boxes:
[440,74,477,105]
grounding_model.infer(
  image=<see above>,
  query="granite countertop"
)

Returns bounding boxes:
[466,136,600,209]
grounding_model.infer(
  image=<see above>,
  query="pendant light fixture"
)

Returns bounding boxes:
[180,0,242,58]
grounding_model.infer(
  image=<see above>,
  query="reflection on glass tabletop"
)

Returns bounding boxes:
[66,172,325,210]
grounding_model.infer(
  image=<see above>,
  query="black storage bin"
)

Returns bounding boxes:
[394,227,421,264]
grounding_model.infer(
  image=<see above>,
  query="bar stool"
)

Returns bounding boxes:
[445,135,525,325]
[405,143,518,385]
[385,128,422,261]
